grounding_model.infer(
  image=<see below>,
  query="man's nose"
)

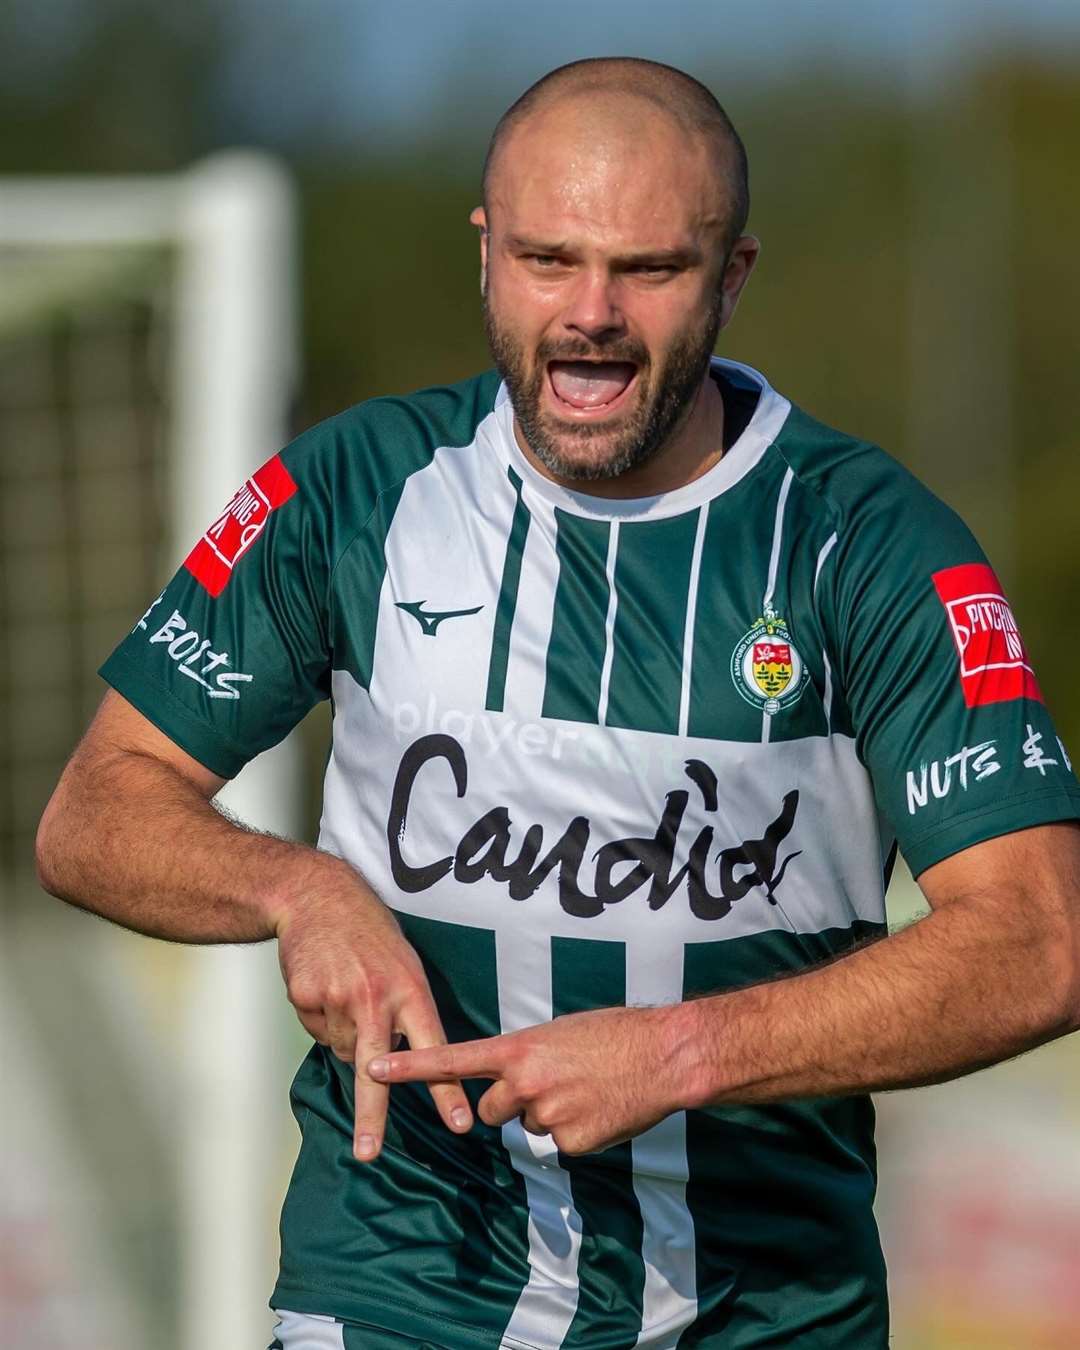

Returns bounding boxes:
[562,269,625,343]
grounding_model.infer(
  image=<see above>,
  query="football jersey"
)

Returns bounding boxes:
[100,359,1080,1350]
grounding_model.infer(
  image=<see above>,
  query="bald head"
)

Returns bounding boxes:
[483,58,749,253]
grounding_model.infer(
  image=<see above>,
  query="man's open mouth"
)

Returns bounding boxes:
[547,360,638,412]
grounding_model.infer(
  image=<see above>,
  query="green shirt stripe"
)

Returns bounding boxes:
[605,512,700,735]
[543,511,612,724]
[485,467,531,714]
[685,470,811,744]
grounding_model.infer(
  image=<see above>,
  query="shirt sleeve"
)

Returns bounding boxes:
[99,449,331,778]
[824,463,1080,878]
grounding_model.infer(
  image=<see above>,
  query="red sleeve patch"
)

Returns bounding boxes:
[932,562,1043,708]
[183,454,298,597]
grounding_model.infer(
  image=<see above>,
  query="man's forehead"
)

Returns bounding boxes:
[489,95,726,240]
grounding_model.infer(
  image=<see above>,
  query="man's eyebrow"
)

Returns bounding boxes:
[503,233,570,254]
[503,234,703,266]
[615,245,703,267]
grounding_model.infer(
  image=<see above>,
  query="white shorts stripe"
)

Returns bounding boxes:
[271,1309,345,1350]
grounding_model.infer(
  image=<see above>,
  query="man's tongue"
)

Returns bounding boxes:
[548,360,636,409]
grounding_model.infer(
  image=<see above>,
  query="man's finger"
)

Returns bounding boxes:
[325,1005,358,1064]
[476,1079,524,1129]
[369,1033,508,1085]
[352,1014,392,1163]
[393,999,485,1134]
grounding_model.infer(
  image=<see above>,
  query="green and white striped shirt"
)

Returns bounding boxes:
[103,359,1080,1349]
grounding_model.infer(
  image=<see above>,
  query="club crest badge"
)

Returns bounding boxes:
[731,605,809,715]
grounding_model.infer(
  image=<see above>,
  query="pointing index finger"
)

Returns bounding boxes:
[370,1035,508,1084]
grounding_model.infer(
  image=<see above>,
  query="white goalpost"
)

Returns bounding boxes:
[1,154,302,1350]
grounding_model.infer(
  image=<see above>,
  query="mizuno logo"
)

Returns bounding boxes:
[396,600,484,637]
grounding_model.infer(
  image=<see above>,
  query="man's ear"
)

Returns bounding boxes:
[470,206,488,294]
[719,234,760,331]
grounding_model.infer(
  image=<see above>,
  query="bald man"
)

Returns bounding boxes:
[38,57,1080,1350]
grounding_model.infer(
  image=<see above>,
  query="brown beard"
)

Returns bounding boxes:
[483,287,724,483]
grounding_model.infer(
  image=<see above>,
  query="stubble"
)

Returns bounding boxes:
[483,289,724,483]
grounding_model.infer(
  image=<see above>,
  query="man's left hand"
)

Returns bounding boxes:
[367,1003,692,1155]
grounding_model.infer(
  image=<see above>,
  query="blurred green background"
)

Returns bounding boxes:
[2,2,1079,1348]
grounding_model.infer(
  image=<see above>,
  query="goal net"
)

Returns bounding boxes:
[0,154,301,1350]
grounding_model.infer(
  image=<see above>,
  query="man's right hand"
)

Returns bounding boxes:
[37,690,472,1162]
[273,867,474,1161]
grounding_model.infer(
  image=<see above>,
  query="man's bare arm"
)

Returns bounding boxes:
[36,689,473,1158]
[372,823,1080,1154]
[38,688,292,942]
[679,822,1080,1107]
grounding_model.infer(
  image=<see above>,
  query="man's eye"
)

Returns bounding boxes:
[630,264,676,278]
[530,254,561,267]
